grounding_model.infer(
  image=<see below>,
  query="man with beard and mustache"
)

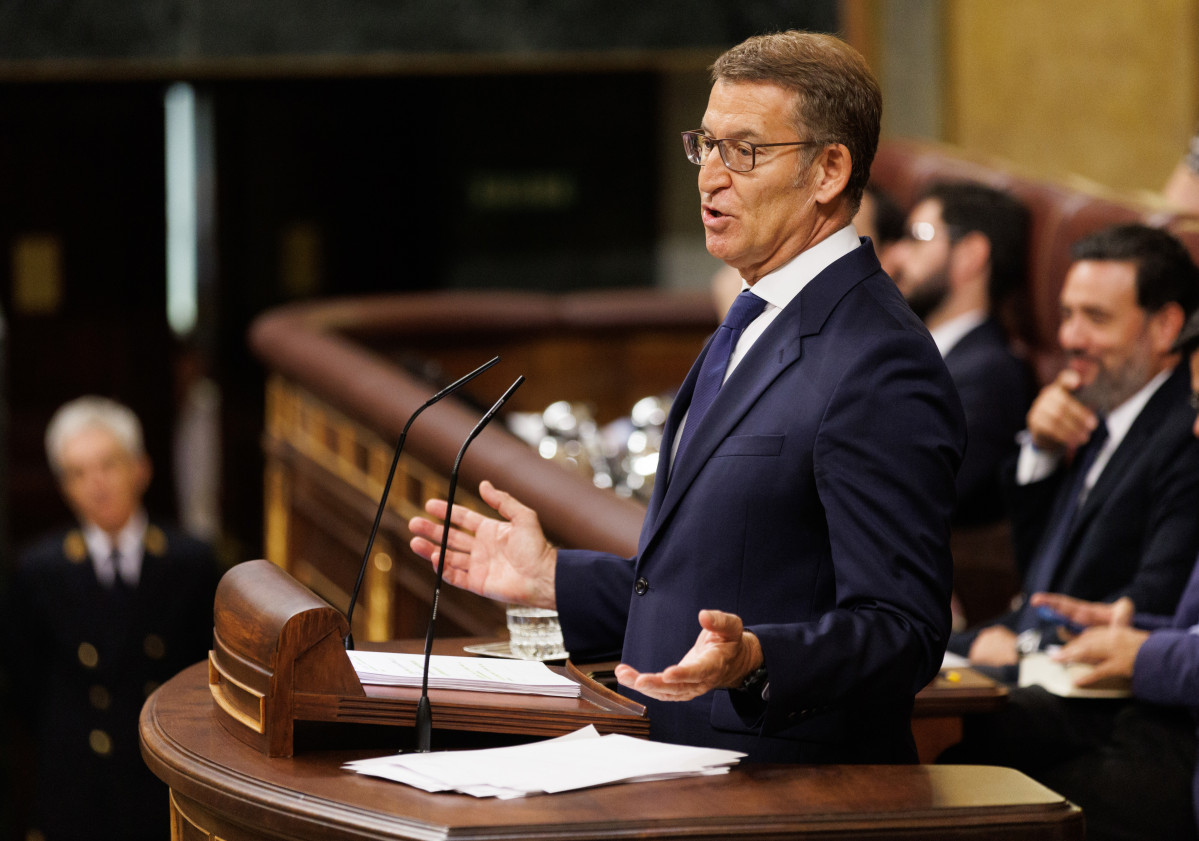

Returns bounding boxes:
[947,223,1199,678]
[889,181,1036,527]
[941,312,1199,841]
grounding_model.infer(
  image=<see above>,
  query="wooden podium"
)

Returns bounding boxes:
[144,661,1084,841]
[207,559,648,756]
[133,559,1087,840]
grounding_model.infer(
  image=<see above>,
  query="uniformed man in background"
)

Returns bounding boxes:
[6,396,217,841]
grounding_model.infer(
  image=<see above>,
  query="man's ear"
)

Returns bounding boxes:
[950,231,991,283]
[135,455,153,496]
[812,143,852,206]
[1148,301,1186,355]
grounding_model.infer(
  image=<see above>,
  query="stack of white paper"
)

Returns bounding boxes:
[347,650,581,697]
[342,726,746,799]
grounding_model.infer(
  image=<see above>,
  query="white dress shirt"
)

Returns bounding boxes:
[929,309,988,359]
[83,510,148,588]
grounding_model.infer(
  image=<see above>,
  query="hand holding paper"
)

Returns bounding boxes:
[1029,593,1136,631]
[1051,624,1149,688]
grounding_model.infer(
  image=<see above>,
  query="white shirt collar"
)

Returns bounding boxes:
[672,224,862,470]
[929,309,988,357]
[1102,367,1172,451]
[744,224,861,312]
[82,510,148,587]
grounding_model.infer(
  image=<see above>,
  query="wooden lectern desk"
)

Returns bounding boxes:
[206,559,647,757]
[143,661,1082,841]
[140,559,1082,840]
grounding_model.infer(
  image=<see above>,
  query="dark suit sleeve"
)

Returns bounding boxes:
[751,326,964,728]
[556,548,635,662]
[1132,630,1199,706]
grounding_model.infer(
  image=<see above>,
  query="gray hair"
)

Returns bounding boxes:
[45,396,145,477]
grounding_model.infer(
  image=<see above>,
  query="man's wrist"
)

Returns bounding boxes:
[733,631,767,695]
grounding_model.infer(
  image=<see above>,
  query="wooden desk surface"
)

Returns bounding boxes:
[915,666,1009,717]
[141,662,1080,841]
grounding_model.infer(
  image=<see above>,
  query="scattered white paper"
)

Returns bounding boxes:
[347,650,581,697]
[343,725,745,798]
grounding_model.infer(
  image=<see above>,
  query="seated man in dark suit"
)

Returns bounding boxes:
[888,180,1036,527]
[6,396,218,841]
[943,309,1199,841]
[948,223,1199,675]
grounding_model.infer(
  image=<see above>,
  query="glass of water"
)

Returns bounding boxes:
[506,605,567,660]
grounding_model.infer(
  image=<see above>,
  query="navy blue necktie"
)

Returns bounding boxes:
[674,290,767,463]
[1020,419,1110,626]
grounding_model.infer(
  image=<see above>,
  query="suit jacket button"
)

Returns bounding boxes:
[634,577,649,595]
[89,729,113,756]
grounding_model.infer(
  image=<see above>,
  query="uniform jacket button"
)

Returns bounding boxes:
[634,576,650,595]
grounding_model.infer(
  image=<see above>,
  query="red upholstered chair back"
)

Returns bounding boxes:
[870,138,1195,385]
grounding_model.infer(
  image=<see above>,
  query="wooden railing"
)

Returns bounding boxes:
[249,289,717,643]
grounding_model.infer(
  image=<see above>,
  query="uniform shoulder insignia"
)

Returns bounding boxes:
[144,525,168,556]
[64,531,88,563]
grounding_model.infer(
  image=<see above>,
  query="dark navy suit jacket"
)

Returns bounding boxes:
[556,240,966,763]
[943,317,1035,526]
[950,364,1199,659]
[9,523,217,841]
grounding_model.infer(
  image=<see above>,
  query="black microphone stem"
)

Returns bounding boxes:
[415,375,525,753]
[343,355,500,650]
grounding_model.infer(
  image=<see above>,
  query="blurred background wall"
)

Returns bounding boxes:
[848,0,1199,194]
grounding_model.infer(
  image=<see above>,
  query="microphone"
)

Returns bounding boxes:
[343,355,500,650]
[415,374,525,753]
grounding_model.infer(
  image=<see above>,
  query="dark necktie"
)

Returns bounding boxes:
[103,546,133,656]
[1020,419,1110,624]
[674,289,767,463]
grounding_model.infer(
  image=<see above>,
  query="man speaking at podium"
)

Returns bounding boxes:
[410,30,965,764]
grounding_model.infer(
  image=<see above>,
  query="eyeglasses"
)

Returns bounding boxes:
[681,131,822,173]
[904,220,963,244]
[907,221,939,242]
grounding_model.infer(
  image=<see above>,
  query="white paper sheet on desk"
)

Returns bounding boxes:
[342,725,746,798]
[1018,651,1132,698]
[941,650,970,669]
[347,650,580,697]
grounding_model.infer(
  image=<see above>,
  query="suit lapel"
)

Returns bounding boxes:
[1068,366,1186,543]
[638,243,880,561]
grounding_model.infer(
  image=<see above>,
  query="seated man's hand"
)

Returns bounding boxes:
[1052,625,1149,687]
[968,625,1020,666]
[614,610,762,702]
[1026,369,1098,453]
[1029,593,1135,630]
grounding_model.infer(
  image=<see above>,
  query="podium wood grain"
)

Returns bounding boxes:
[141,662,1082,841]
